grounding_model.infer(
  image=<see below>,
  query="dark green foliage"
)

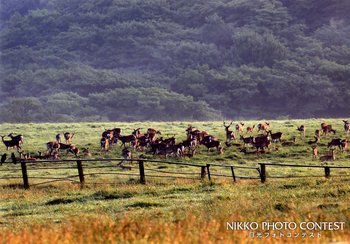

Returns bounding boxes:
[0,0,350,121]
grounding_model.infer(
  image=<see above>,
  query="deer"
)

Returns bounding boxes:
[343,120,350,134]
[257,122,270,132]
[328,138,343,150]
[118,134,136,148]
[297,125,305,138]
[46,141,60,155]
[64,132,74,144]
[268,131,282,143]
[146,128,161,142]
[235,122,245,134]
[1,153,7,165]
[202,139,222,154]
[117,148,132,170]
[240,135,254,146]
[246,125,255,133]
[319,149,336,162]
[315,129,321,139]
[321,123,336,136]
[55,134,61,143]
[341,139,348,152]
[100,137,109,152]
[8,133,24,145]
[82,148,91,157]
[223,121,235,142]
[307,136,319,145]
[1,136,21,150]
[312,146,318,159]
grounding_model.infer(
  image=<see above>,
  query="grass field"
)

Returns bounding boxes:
[0,119,349,243]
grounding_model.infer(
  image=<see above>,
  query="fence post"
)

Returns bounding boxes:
[230,166,236,182]
[20,161,29,189]
[206,164,211,181]
[76,160,85,187]
[260,163,266,183]
[138,160,146,184]
[200,166,206,180]
[324,166,331,178]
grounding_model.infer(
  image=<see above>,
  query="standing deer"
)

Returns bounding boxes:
[343,120,350,134]
[297,125,305,138]
[64,132,74,144]
[223,121,235,142]
[312,146,318,159]
[235,122,245,134]
[246,125,255,133]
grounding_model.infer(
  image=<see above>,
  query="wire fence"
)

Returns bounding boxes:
[0,158,349,189]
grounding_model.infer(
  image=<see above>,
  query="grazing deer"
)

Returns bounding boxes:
[308,136,319,145]
[321,123,336,136]
[246,125,255,133]
[312,146,318,159]
[297,125,305,138]
[319,149,336,162]
[315,129,321,140]
[223,121,235,142]
[117,148,132,169]
[343,120,350,134]
[328,138,343,150]
[235,122,245,134]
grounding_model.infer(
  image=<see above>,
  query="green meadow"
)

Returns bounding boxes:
[0,119,349,243]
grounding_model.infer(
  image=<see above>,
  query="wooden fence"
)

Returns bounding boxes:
[0,158,349,189]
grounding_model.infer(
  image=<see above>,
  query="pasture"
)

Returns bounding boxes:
[0,119,350,243]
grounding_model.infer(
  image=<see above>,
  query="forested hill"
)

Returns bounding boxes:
[1,0,350,122]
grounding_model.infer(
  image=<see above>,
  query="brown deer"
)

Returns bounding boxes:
[257,122,270,132]
[319,149,336,162]
[235,122,245,134]
[246,125,255,133]
[341,139,348,152]
[1,136,21,150]
[315,129,321,139]
[321,123,336,136]
[147,128,161,142]
[343,120,350,134]
[64,132,74,144]
[297,125,305,138]
[223,121,235,142]
[312,146,318,159]
[8,133,24,145]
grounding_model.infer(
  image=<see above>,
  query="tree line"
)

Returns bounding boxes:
[0,0,350,122]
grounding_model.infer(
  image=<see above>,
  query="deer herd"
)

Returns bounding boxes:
[1,120,349,165]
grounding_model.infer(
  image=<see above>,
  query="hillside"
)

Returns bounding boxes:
[1,0,350,122]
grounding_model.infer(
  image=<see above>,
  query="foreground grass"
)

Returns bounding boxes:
[0,178,349,243]
[0,119,350,242]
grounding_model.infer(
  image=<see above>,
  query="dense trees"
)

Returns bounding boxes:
[0,0,349,122]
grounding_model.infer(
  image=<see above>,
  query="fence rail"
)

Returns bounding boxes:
[0,158,350,189]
